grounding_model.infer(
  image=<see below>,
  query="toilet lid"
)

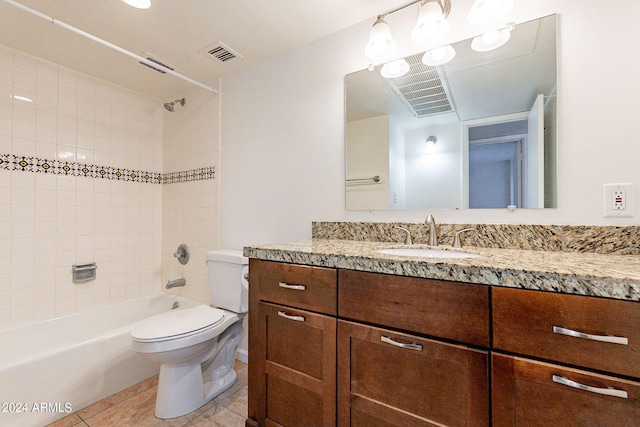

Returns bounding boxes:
[131,305,225,341]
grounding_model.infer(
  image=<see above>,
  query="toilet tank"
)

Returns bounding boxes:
[206,249,249,313]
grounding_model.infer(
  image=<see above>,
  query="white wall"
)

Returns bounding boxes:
[405,123,463,210]
[346,115,390,210]
[220,0,640,250]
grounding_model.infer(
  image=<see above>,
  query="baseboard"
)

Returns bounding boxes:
[236,348,248,364]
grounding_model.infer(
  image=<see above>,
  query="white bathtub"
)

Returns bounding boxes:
[0,292,204,427]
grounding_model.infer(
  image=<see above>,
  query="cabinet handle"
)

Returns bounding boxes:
[381,335,423,351]
[277,311,305,322]
[552,375,628,399]
[278,282,306,291]
[553,326,628,345]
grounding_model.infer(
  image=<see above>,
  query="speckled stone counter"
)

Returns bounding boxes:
[243,239,640,302]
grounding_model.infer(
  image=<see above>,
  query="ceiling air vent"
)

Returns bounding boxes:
[138,52,181,74]
[200,42,242,64]
[386,52,455,118]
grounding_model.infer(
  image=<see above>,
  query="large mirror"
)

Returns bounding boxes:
[346,14,557,211]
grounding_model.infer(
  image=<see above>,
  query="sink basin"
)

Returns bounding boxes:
[375,248,481,259]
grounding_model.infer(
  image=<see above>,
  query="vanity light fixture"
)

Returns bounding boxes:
[426,136,437,145]
[364,0,451,61]
[422,45,456,66]
[380,59,411,78]
[467,0,513,25]
[471,23,515,52]
[121,0,151,9]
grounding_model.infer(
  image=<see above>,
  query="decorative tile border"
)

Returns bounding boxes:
[0,153,214,184]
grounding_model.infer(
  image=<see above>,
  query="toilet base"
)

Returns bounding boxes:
[153,320,244,419]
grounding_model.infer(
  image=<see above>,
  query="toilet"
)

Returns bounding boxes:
[130,249,248,419]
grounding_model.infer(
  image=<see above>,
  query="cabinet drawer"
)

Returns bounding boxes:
[260,302,336,426]
[492,353,640,426]
[493,287,640,378]
[339,270,490,347]
[252,259,337,315]
[338,320,489,427]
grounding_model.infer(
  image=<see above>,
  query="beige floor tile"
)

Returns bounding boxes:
[184,405,245,427]
[49,361,247,427]
[83,386,218,427]
[45,413,87,427]
[77,375,159,419]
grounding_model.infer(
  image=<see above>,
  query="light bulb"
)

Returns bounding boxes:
[482,30,500,45]
[422,45,456,66]
[380,59,410,78]
[471,28,511,51]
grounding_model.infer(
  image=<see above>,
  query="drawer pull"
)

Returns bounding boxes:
[552,375,628,399]
[381,335,423,351]
[277,311,305,322]
[553,326,628,345]
[278,282,306,291]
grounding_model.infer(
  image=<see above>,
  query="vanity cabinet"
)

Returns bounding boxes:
[337,270,490,426]
[247,258,640,426]
[248,259,337,427]
[492,287,640,425]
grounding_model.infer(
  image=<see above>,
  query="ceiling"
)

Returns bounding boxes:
[0,0,407,100]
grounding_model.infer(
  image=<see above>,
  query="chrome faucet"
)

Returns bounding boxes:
[425,214,438,246]
[453,227,476,248]
[394,226,413,245]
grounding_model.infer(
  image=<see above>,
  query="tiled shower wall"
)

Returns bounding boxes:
[0,43,165,328]
[161,87,219,303]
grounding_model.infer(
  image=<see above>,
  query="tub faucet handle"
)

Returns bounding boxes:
[173,243,190,265]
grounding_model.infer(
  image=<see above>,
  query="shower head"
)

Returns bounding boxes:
[163,98,186,112]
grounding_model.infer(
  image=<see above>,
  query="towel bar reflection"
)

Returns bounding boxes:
[346,175,382,185]
[72,263,98,283]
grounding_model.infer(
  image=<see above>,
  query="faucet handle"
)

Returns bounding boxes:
[453,228,476,248]
[394,227,413,245]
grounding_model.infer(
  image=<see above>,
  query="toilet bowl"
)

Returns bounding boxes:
[130,249,248,419]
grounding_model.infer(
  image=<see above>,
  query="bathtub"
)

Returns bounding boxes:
[0,292,203,427]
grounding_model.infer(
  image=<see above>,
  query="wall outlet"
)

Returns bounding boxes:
[604,183,633,217]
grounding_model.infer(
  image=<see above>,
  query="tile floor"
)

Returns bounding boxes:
[46,361,248,427]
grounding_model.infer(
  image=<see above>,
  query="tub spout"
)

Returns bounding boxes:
[166,278,186,289]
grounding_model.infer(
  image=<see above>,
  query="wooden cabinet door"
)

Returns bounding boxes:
[338,320,489,427]
[492,353,640,427]
[493,287,640,378]
[254,302,336,427]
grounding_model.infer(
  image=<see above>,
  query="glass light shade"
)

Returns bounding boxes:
[121,0,151,9]
[380,59,410,78]
[422,45,456,66]
[364,18,398,61]
[412,1,449,43]
[471,28,511,51]
[467,0,513,24]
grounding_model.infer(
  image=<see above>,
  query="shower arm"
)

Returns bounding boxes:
[2,0,219,95]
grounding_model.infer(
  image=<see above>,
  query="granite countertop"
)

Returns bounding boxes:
[243,239,640,302]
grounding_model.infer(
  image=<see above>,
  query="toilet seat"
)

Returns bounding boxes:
[131,305,225,343]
